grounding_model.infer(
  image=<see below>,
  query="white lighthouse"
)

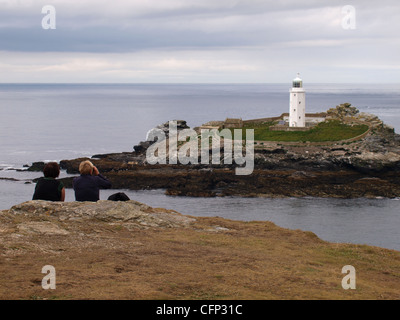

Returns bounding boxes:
[289,73,306,127]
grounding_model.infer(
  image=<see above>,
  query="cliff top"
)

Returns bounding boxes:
[1,200,399,299]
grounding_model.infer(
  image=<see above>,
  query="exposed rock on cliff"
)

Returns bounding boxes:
[327,102,359,119]
[8,200,196,229]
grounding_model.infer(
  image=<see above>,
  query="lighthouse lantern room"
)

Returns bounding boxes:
[289,73,306,127]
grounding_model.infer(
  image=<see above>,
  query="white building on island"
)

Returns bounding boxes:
[289,73,306,127]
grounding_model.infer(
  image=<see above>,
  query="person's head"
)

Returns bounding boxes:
[43,162,60,178]
[79,160,94,175]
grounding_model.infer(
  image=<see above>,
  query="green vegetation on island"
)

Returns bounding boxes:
[234,120,369,142]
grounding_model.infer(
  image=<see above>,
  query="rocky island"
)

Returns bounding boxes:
[49,104,400,199]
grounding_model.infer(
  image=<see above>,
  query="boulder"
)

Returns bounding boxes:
[26,162,46,172]
[8,200,196,229]
[326,103,359,119]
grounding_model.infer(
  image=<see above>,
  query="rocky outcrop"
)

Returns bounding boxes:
[24,162,46,172]
[7,200,196,229]
[133,120,189,153]
[53,161,400,198]
[327,102,359,119]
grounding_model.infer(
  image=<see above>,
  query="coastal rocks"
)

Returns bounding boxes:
[346,151,400,172]
[327,104,394,136]
[153,120,190,138]
[25,162,45,172]
[326,103,359,119]
[289,171,317,179]
[34,108,400,199]
[81,166,400,198]
[56,130,400,198]
[133,120,190,154]
[133,141,152,154]
[59,155,143,174]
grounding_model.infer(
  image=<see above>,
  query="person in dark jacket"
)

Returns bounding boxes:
[32,162,65,202]
[73,160,111,202]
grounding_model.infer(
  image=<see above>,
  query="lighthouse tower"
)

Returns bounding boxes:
[289,73,306,127]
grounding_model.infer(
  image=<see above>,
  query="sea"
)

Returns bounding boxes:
[1,83,399,250]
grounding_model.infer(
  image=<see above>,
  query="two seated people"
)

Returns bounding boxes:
[32,160,119,202]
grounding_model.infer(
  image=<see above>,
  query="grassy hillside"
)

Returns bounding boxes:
[1,203,399,300]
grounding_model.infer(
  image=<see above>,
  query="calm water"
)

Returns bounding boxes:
[0,83,399,250]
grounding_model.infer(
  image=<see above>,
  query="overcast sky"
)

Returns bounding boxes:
[0,0,399,83]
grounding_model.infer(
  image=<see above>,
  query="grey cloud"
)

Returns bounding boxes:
[0,0,399,83]
[0,0,390,52]
[2,1,397,53]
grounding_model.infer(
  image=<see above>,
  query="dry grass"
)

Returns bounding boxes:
[0,215,399,300]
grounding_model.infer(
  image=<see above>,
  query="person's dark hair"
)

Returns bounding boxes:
[43,162,60,178]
